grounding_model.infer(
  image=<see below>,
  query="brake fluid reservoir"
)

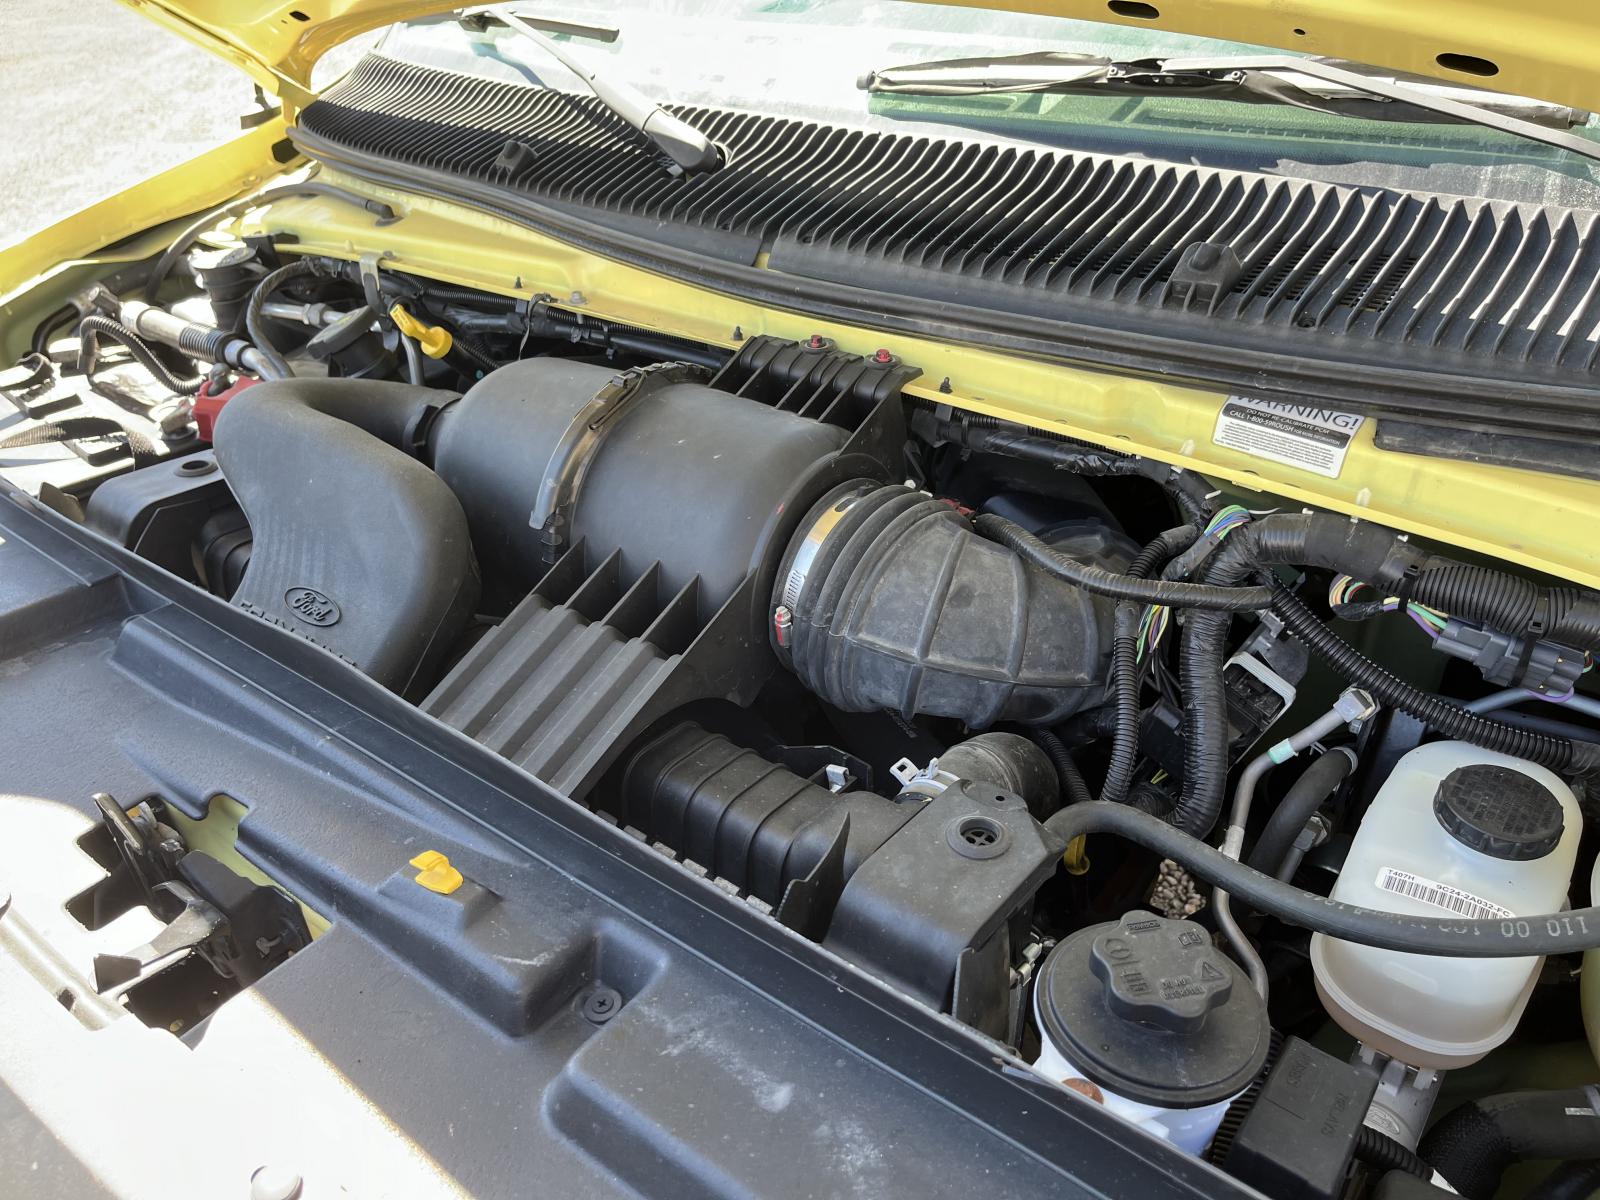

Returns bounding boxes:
[1311,742,1579,1068]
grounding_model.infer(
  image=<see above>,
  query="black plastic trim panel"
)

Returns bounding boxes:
[0,481,1248,1197]
[291,54,1600,442]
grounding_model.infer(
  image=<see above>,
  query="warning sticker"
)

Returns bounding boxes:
[1375,867,1513,922]
[1212,396,1365,479]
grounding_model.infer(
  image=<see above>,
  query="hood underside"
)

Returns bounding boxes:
[125,0,1599,115]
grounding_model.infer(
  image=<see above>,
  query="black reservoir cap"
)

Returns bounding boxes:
[1037,910,1269,1108]
[1222,1037,1378,1200]
[1433,763,1563,861]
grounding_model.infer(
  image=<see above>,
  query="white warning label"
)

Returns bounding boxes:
[1212,396,1365,479]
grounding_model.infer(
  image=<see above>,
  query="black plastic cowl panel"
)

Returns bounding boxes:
[301,54,1600,401]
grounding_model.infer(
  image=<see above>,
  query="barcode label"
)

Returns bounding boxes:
[1375,868,1513,921]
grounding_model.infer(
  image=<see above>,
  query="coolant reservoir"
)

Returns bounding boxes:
[1311,742,1580,1068]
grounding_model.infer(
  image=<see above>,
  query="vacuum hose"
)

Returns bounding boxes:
[1041,801,1600,956]
[76,316,204,395]
[244,259,324,380]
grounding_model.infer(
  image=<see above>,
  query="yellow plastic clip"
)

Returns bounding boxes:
[409,850,464,895]
[389,303,454,359]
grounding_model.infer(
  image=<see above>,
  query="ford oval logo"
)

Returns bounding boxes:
[284,586,341,627]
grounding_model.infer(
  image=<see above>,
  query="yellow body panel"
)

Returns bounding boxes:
[121,0,1600,116]
[3,13,1598,589]
[226,171,1600,590]
[0,118,294,357]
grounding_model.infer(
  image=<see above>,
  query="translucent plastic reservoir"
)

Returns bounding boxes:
[1311,742,1580,1068]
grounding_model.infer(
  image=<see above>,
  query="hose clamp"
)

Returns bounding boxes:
[778,482,878,614]
[889,755,959,800]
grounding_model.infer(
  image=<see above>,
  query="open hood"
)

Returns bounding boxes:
[127,0,1600,115]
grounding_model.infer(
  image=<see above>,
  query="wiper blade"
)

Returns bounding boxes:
[458,6,720,174]
[860,51,1600,164]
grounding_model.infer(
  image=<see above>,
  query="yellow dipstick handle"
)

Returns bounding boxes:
[389,303,453,359]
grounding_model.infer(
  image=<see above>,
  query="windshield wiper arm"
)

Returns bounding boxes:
[459,6,721,174]
[861,51,1600,164]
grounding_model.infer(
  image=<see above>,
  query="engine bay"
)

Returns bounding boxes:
[5,230,1600,1199]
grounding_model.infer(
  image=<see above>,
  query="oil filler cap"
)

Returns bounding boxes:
[1433,764,1563,861]
[1090,911,1233,1034]
[1036,910,1269,1109]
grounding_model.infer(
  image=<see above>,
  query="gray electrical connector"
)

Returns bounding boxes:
[1433,616,1585,694]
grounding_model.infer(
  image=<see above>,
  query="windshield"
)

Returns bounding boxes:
[374,1,1600,209]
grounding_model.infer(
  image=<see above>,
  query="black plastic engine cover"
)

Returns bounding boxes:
[0,476,1254,1200]
[823,779,1058,1036]
[213,380,479,695]
[429,357,849,615]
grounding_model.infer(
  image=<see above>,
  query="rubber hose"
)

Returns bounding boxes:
[1222,513,1600,654]
[144,181,396,300]
[1531,1160,1600,1200]
[973,515,1274,610]
[934,418,1215,524]
[935,732,1060,818]
[243,259,321,380]
[1104,525,1198,806]
[1246,748,1356,877]
[77,315,204,395]
[1030,728,1093,813]
[210,376,454,456]
[32,304,77,355]
[1355,1126,1431,1179]
[1270,581,1597,774]
[1040,802,1600,956]
[1419,1090,1600,1200]
[1177,604,1232,836]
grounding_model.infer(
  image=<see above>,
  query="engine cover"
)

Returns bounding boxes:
[429,357,851,615]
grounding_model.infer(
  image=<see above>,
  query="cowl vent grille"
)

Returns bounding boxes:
[301,54,1600,382]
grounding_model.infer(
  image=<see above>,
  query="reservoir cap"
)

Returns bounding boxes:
[1037,911,1269,1108]
[1433,763,1563,861]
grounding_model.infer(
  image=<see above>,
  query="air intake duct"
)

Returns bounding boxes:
[212,379,478,695]
[429,357,853,615]
[614,720,1059,1032]
[772,482,1112,727]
